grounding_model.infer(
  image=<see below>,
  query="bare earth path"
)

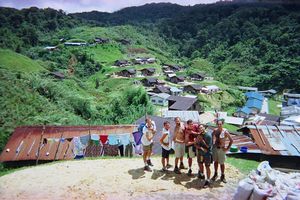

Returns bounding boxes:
[0,157,243,200]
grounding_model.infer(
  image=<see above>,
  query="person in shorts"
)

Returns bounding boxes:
[195,124,213,187]
[211,119,233,183]
[184,119,200,176]
[160,121,171,172]
[141,117,156,171]
[173,117,185,174]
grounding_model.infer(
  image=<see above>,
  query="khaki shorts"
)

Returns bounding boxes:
[186,146,196,158]
[212,146,226,164]
[143,143,153,152]
[174,142,185,158]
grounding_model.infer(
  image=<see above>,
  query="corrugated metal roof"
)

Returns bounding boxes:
[225,116,244,126]
[163,111,201,122]
[241,125,300,157]
[0,125,136,162]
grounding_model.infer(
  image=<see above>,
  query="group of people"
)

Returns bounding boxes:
[141,117,233,187]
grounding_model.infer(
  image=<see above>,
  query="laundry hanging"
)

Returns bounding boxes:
[133,131,143,145]
[100,135,108,144]
[73,137,84,157]
[80,134,90,147]
[108,135,119,145]
[91,134,100,145]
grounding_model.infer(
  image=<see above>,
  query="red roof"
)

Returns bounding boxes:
[0,125,136,162]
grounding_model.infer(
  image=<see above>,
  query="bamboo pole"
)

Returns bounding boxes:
[36,124,46,165]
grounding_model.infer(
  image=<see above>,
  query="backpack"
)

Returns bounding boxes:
[138,122,146,133]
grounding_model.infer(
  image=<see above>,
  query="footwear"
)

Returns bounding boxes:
[179,162,185,169]
[188,169,192,176]
[221,174,227,183]
[161,168,168,172]
[174,167,181,174]
[203,179,211,188]
[211,173,218,181]
[197,171,205,179]
[147,159,154,167]
[166,164,172,169]
[144,165,152,172]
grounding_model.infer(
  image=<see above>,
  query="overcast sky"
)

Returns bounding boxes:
[0,0,219,13]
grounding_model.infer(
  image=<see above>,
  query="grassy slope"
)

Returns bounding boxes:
[0,49,45,73]
[226,157,259,175]
[268,99,281,116]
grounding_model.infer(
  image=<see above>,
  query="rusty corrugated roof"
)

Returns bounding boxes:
[0,125,136,162]
[242,125,300,156]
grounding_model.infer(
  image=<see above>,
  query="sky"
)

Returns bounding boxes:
[0,0,219,13]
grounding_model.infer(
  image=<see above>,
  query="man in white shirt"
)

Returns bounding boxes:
[141,117,156,171]
[160,121,171,172]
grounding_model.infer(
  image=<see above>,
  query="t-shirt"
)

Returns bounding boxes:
[141,121,156,146]
[185,124,200,144]
[161,128,171,151]
[196,132,212,155]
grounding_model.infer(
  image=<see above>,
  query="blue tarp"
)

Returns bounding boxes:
[245,92,264,101]
[246,99,263,110]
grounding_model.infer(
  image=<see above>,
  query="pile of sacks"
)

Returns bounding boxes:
[233,161,300,200]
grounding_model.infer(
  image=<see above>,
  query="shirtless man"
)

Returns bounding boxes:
[185,119,200,176]
[173,117,186,174]
[211,119,233,183]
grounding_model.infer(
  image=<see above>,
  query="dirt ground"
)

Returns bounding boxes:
[0,157,244,200]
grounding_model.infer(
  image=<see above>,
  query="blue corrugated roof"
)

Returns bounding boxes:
[237,106,252,114]
[246,99,263,110]
[245,92,264,101]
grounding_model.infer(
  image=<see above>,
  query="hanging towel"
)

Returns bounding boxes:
[73,137,84,157]
[91,134,99,141]
[91,134,100,145]
[119,134,131,146]
[133,131,143,145]
[108,135,119,145]
[100,135,108,144]
[80,134,90,147]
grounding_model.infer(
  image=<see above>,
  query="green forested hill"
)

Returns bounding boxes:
[0,2,300,151]
[72,2,300,92]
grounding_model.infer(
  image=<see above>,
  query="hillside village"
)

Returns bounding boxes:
[0,2,300,200]
[1,31,300,166]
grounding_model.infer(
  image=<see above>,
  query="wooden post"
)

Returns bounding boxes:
[36,124,46,165]
[54,132,64,160]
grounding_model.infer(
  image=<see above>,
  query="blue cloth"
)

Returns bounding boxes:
[91,134,99,141]
[133,131,143,145]
[119,134,131,146]
[80,134,90,146]
[73,137,84,157]
[108,135,119,145]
